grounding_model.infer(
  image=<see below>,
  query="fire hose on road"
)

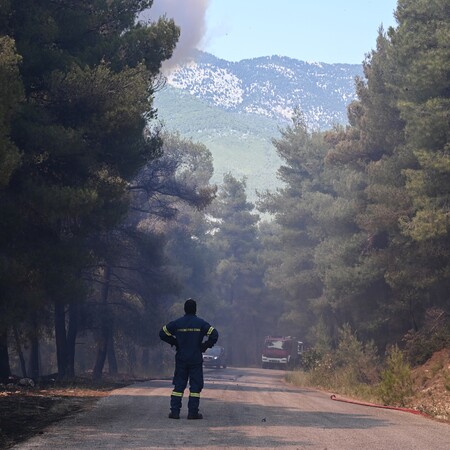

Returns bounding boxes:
[330,394,430,418]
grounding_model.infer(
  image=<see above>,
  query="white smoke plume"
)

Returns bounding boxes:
[140,0,210,71]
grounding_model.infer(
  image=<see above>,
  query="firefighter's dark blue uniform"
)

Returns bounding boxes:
[159,309,218,416]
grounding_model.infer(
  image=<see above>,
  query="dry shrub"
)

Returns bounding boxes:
[403,308,450,366]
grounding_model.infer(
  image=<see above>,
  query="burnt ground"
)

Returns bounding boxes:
[0,377,133,449]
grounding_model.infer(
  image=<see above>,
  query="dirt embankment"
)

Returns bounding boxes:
[407,348,450,421]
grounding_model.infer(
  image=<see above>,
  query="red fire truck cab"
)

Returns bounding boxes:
[261,336,304,369]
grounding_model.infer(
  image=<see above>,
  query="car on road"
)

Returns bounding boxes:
[203,345,227,368]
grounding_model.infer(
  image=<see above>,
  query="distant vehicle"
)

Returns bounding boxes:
[261,336,303,369]
[203,345,227,369]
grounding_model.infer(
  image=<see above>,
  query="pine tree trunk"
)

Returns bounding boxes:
[92,265,111,381]
[127,343,136,376]
[28,317,40,380]
[13,327,27,378]
[92,336,107,381]
[29,332,40,380]
[54,301,68,379]
[107,332,118,376]
[66,302,79,379]
[0,329,11,382]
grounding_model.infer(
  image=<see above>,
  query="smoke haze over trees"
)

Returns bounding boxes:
[0,0,449,380]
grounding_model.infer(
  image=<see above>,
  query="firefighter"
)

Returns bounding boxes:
[159,298,219,419]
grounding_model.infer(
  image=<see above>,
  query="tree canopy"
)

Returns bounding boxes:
[1,0,449,378]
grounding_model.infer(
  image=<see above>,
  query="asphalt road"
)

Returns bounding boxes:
[14,366,450,449]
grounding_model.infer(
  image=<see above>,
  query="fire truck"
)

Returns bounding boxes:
[261,336,304,369]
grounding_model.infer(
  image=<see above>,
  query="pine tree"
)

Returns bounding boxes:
[259,117,328,343]
[207,173,264,365]
[0,0,179,379]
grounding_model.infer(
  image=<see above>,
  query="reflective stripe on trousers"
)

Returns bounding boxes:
[170,362,203,414]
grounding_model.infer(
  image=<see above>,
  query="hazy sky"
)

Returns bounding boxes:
[204,0,398,64]
[147,0,399,66]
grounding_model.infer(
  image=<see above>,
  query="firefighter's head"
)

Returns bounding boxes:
[184,298,197,314]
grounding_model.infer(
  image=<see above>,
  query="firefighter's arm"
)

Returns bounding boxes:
[202,324,219,350]
[159,323,178,348]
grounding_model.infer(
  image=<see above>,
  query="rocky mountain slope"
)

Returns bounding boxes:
[154,52,364,202]
[165,51,363,129]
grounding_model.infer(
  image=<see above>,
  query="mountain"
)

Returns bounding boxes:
[154,51,363,202]
[165,51,363,129]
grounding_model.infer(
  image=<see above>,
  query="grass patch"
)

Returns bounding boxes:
[286,325,415,406]
[286,367,381,404]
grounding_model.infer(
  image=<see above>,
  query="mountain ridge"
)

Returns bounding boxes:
[165,50,363,129]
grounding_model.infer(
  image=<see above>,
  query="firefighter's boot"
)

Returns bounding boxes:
[187,412,203,420]
[170,390,183,419]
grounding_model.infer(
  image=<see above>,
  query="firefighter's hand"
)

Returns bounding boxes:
[201,342,209,352]
[170,338,178,350]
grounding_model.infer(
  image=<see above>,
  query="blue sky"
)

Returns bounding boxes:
[203,0,399,64]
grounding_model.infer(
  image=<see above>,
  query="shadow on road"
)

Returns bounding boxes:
[25,393,390,449]
[13,370,399,449]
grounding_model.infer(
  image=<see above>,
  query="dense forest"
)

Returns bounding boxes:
[0,0,449,381]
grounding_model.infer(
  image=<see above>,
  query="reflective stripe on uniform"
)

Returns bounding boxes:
[207,326,214,336]
[163,325,172,337]
[189,392,201,398]
[171,391,183,397]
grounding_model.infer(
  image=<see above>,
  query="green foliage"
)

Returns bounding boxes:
[378,345,413,406]
[205,173,270,366]
[258,119,329,339]
[0,0,180,379]
[261,0,450,352]
[300,348,323,371]
[389,0,450,247]
[334,324,380,384]
[1,0,450,379]
[309,318,332,355]
[292,325,380,401]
